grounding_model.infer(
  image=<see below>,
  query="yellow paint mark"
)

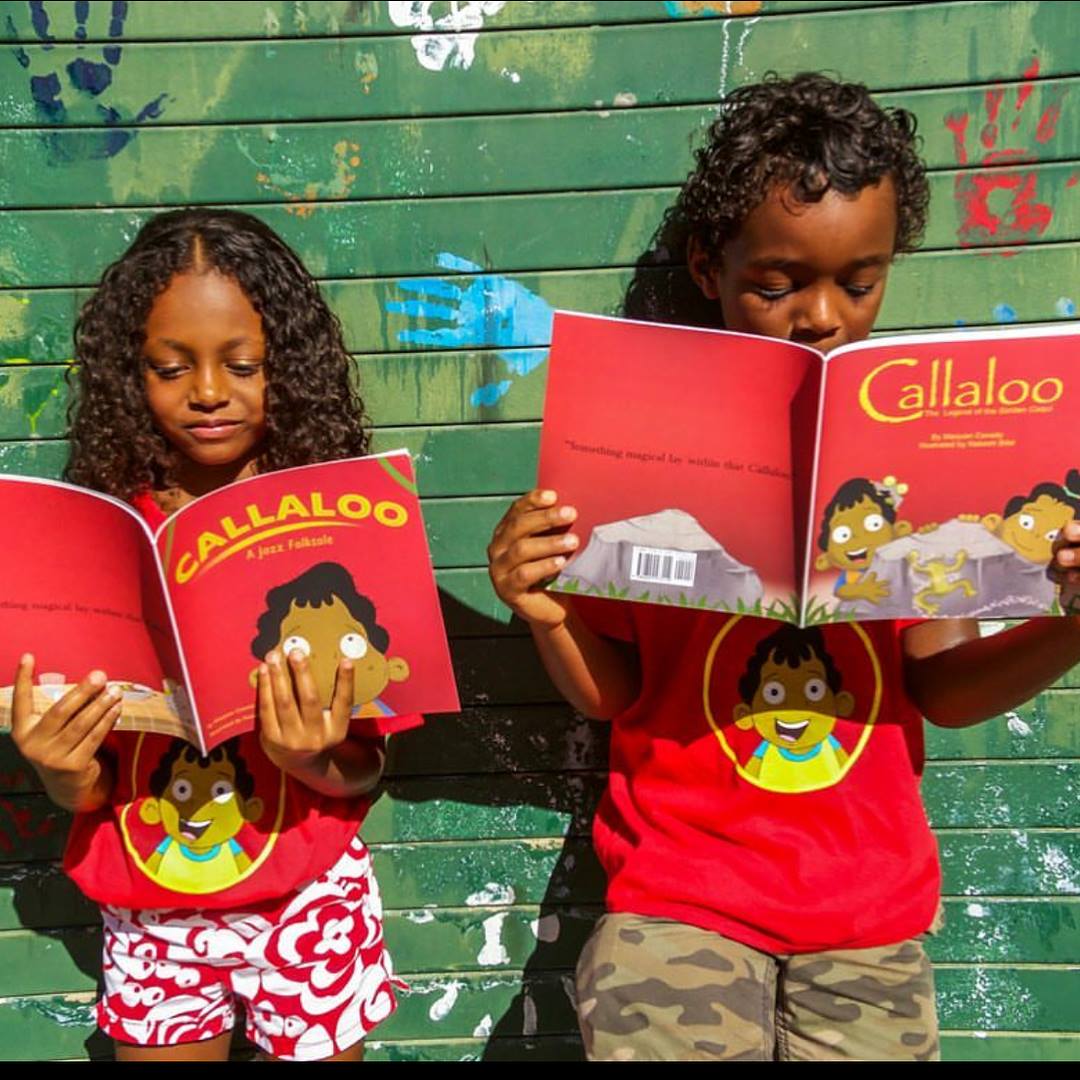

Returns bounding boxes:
[254,141,362,217]
[672,0,763,13]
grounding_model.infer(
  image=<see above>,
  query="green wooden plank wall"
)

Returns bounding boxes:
[1,0,1079,1061]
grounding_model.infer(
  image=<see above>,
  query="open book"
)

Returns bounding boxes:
[538,311,1079,624]
[0,451,459,751]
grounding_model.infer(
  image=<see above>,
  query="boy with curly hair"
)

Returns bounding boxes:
[487,73,1080,1060]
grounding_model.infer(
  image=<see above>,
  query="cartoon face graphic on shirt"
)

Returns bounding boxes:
[250,562,410,719]
[137,740,264,892]
[732,625,855,794]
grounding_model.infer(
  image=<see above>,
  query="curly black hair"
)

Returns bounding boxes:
[250,561,389,661]
[623,72,929,324]
[65,208,370,499]
[680,72,929,264]
[817,477,897,552]
[737,625,842,706]
[1003,469,1080,518]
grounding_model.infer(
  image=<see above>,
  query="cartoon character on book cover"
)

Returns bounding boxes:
[820,470,1079,619]
[249,561,411,720]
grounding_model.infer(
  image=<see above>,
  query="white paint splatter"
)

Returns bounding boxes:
[466,882,516,906]
[1005,711,1032,737]
[500,67,522,84]
[473,1014,493,1038]
[522,988,538,1036]
[716,18,733,99]
[404,909,436,924]
[428,980,465,1022]
[965,902,990,917]
[388,1,507,72]
[613,91,638,107]
[1041,845,1080,893]
[531,913,561,942]
[478,912,511,966]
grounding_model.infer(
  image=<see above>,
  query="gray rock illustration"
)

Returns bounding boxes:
[835,517,1056,619]
[555,508,764,608]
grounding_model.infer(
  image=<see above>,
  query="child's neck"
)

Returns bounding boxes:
[155,454,259,512]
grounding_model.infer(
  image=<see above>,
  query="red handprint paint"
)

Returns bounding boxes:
[945,58,1068,252]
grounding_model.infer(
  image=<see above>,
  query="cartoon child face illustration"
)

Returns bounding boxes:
[251,562,410,713]
[139,740,263,855]
[989,486,1078,565]
[732,626,854,792]
[815,478,911,603]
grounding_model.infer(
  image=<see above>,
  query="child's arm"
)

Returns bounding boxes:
[903,522,1080,727]
[488,490,641,719]
[10,655,119,813]
[256,651,385,797]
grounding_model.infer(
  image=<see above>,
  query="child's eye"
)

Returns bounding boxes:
[845,283,876,298]
[171,779,193,802]
[282,635,311,658]
[211,780,235,803]
[340,632,368,659]
[863,513,885,533]
[227,363,263,378]
[753,285,791,302]
[762,680,786,706]
[147,364,187,381]
[832,525,853,544]
[804,678,827,703]
[1019,514,1036,531]
[1046,528,1060,542]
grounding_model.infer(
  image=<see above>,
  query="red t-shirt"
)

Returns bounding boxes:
[573,597,941,953]
[63,492,422,911]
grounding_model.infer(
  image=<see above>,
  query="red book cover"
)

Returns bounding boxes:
[538,312,1079,624]
[0,451,459,751]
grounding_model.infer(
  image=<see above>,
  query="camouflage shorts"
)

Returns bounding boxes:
[575,913,939,1061]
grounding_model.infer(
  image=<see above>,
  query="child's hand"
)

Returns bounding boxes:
[10,654,119,812]
[488,489,579,629]
[257,649,355,774]
[1052,521,1080,615]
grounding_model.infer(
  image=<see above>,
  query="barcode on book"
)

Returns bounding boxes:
[630,546,697,587]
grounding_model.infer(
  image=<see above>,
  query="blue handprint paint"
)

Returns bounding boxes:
[12,0,167,161]
[386,253,554,408]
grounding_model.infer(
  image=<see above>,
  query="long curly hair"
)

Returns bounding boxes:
[65,208,370,499]
[624,72,929,325]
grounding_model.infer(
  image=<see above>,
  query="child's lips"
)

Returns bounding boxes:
[185,420,242,441]
[846,547,869,564]
[775,718,810,742]
[179,817,212,842]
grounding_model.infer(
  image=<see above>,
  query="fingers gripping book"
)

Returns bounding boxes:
[538,312,1080,625]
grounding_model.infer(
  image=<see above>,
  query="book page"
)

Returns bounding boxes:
[157,452,459,750]
[807,325,1078,622]
[539,312,822,622]
[0,477,193,741]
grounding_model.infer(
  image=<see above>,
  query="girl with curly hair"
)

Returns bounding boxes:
[11,209,406,1061]
[487,74,1080,1060]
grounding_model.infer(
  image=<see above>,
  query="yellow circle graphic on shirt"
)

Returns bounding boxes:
[119,733,286,894]
[702,618,882,795]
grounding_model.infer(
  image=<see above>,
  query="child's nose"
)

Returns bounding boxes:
[191,365,229,406]
[796,286,842,339]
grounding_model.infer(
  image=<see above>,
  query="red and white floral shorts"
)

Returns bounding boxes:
[97,835,397,1061]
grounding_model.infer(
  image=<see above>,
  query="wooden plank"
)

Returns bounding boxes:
[6,157,1080,289]
[2,4,1076,128]
[940,1033,1080,1060]
[0,2,917,42]
[2,76,1078,209]
[1,763,1078,868]
[935,967,1080,1033]
[940,830,1080,896]
[6,243,1080,369]
[930,898,1080,964]
[926,691,1080,760]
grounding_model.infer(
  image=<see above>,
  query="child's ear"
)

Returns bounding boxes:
[139,799,163,826]
[981,513,1003,533]
[835,691,855,719]
[733,702,754,729]
[248,665,260,689]
[814,552,832,571]
[244,797,264,823]
[687,236,722,300]
[894,520,912,537]
[387,657,411,683]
